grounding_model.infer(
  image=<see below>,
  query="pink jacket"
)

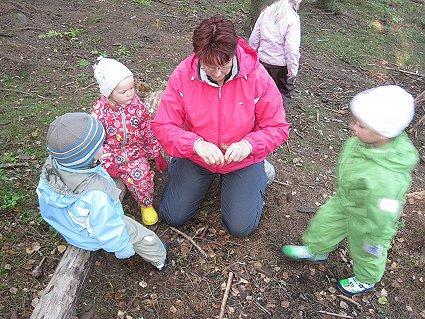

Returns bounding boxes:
[249,3,301,77]
[152,38,290,174]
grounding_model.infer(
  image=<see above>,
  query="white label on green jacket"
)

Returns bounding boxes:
[378,198,399,214]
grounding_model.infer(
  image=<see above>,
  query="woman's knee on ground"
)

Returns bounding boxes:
[159,200,195,227]
[222,214,260,237]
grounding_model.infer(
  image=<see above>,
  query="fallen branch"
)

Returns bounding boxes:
[0,162,29,169]
[218,271,234,319]
[254,301,272,315]
[0,88,46,99]
[169,226,208,258]
[273,180,292,187]
[337,294,361,309]
[30,246,98,319]
[383,66,425,78]
[293,128,305,139]
[318,310,353,318]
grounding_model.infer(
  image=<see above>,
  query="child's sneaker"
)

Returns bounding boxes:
[337,276,375,296]
[281,245,328,262]
[141,206,158,225]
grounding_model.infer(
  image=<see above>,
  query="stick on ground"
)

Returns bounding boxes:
[318,310,354,318]
[169,226,208,258]
[219,271,234,319]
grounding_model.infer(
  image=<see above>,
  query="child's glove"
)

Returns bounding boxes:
[155,155,168,172]
[114,245,135,259]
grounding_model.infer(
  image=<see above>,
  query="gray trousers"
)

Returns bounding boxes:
[123,215,166,268]
[159,158,268,237]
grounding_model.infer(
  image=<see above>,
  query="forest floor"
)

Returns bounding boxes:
[0,0,424,318]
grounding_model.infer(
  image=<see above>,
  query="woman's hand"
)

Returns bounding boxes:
[224,140,252,163]
[194,140,225,165]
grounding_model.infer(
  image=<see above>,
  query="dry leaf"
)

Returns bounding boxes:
[228,306,235,314]
[23,259,36,270]
[281,272,289,280]
[57,245,67,254]
[281,300,290,308]
[26,242,41,254]
[10,287,18,294]
[31,297,39,308]
[340,301,349,310]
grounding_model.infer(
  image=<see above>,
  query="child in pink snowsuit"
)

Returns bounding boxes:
[92,57,168,225]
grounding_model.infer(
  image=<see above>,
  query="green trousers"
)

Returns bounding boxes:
[302,196,398,284]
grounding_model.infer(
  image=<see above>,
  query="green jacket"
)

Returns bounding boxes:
[336,133,419,238]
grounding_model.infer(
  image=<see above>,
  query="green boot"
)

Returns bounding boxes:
[281,245,328,262]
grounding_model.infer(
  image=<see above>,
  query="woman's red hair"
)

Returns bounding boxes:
[192,16,237,66]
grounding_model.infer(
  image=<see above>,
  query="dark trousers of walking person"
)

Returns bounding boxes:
[261,61,295,109]
[159,158,268,237]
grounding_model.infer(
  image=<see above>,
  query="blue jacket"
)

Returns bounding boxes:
[36,161,135,259]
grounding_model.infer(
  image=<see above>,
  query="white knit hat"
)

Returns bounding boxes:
[93,57,133,97]
[350,85,414,138]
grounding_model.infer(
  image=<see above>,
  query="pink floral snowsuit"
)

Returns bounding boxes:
[92,94,161,207]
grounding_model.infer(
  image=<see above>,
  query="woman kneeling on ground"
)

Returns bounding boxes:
[152,16,290,237]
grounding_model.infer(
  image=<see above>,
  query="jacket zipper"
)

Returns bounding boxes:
[217,86,222,173]
[121,108,128,163]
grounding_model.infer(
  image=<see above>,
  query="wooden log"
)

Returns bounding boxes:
[30,246,98,319]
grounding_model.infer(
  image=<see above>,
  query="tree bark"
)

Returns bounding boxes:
[30,246,98,319]
[243,0,267,36]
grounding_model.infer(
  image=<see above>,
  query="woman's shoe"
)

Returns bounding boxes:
[140,206,158,225]
[281,245,328,262]
[337,276,375,296]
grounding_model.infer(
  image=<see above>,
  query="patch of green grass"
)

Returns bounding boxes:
[38,28,83,41]
[302,0,425,70]
[90,49,108,57]
[116,45,130,57]
[78,59,90,68]
[1,152,16,164]
[133,0,151,6]
[0,192,23,210]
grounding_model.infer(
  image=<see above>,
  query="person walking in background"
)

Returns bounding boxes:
[282,86,419,296]
[249,0,302,108]
[92,57,168,226]
[153,16,290,237]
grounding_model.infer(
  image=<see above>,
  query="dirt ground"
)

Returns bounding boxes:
[0,0,424,318]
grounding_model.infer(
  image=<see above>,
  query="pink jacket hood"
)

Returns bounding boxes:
[153,38,290,174]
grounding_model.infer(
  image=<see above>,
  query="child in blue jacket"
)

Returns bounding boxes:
[36,112,167,269]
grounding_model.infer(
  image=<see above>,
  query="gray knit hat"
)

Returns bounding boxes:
[47,113,105,169]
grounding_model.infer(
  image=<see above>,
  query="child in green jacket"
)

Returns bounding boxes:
[282,85,419,296]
